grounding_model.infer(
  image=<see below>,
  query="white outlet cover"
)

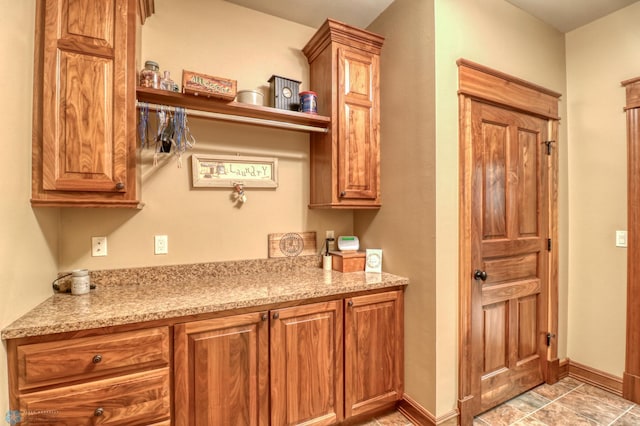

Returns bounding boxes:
[91,236,108,257]
[155,235,168,254]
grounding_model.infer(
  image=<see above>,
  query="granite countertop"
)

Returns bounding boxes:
[1,257,408,340]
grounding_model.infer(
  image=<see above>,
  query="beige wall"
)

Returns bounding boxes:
[565,2,640,376]
[433,0,568,416]
[0,0,59,415]
[360,0,437,413]
[58,0,353,272]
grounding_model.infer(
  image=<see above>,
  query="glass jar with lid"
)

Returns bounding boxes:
[140,60,160,89]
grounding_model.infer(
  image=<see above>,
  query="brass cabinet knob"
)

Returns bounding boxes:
[92,354,102,364]
[340,191,346,197]
[347,300,353,307]
[94,407,104,417]
[273,312,280,320]
[115,182,125,190]
[261,313,268,321]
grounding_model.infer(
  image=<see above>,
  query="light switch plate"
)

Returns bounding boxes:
[616,230,628,248]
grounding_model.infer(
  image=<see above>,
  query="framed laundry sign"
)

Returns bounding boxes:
[191,154,278,188]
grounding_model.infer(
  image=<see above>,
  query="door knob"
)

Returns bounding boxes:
[473,269,487,281]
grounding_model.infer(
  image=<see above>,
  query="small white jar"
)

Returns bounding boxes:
[71,269,90,295]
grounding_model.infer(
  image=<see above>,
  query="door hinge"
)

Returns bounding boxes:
[543,140,555,155]
[547,238,552,251]
[546,332,556,346]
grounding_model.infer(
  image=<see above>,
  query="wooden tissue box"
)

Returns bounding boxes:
[330,251,365,272]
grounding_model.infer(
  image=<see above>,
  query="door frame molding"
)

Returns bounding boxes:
[457,59,561,424]
[622,77,640,403]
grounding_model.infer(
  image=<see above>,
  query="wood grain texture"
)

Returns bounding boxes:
[270,301,344,425]
[303,19,383,209]
[623,79,640,403]
[174,312,269,426]
[19,368,170,425]
[32,0,138,207]
[457,59,561,119]
[17,326,169,390]
[458,60,560,421]
[345,291,404,419]
[267,231,317,258]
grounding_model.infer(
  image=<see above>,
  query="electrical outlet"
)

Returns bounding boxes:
[91,236,108,257]
[155,235,168,255]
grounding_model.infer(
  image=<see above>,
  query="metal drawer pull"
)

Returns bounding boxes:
[273,312,279,320]
[92,354,103,364]
[94,407,104,417]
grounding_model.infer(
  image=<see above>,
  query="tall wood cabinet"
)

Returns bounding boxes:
[303,19,384,209]
[31,0,139,207]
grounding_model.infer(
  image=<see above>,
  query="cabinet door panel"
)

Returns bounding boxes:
[345,291,404,418]
[174,312,269,426]
[338,48,379,201]
[271,301,343,426]
[43,50,118,191]
[63,0,115,47]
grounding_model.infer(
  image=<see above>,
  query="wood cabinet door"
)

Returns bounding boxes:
[174,312,269,426]
[33,0,137,206]
[337,47,380,203]
[344,290,404,418]
[270,301,344,426]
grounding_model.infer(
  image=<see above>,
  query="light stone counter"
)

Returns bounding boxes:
[1,257,408,340]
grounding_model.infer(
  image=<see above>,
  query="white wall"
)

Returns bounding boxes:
[565,2,640,376]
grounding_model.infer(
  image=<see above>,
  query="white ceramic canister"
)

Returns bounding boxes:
[71,269,91,295]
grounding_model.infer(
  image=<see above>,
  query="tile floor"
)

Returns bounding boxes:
[474,377,640,425]
[356,377,640,425]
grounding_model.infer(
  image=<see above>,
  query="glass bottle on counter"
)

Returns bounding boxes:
[140,60,160,89]
[160,70,175,92]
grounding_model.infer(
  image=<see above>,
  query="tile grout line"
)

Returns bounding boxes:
[606,403,636,426]
[508,383,585,425]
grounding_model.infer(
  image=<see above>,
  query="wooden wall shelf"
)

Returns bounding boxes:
[136,87,330,133]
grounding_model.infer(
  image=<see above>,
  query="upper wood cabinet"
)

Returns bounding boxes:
[303,19,384,209]
[31,0,139,207]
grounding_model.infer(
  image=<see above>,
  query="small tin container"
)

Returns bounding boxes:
[71,269,90,295]
[299,91,318,114]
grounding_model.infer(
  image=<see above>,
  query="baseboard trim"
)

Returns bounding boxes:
[402,360,621,425]
[565,358,623,397]
[399,394,459,426]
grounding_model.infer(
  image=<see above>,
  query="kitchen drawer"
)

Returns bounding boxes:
[18,368,170,425]
[17,327,170,389]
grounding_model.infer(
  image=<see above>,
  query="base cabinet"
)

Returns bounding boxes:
[270,301,344,426]
[174,311,270,426]
[174,291,403,425]
[7,327,171,425]
[345,291,404,418]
